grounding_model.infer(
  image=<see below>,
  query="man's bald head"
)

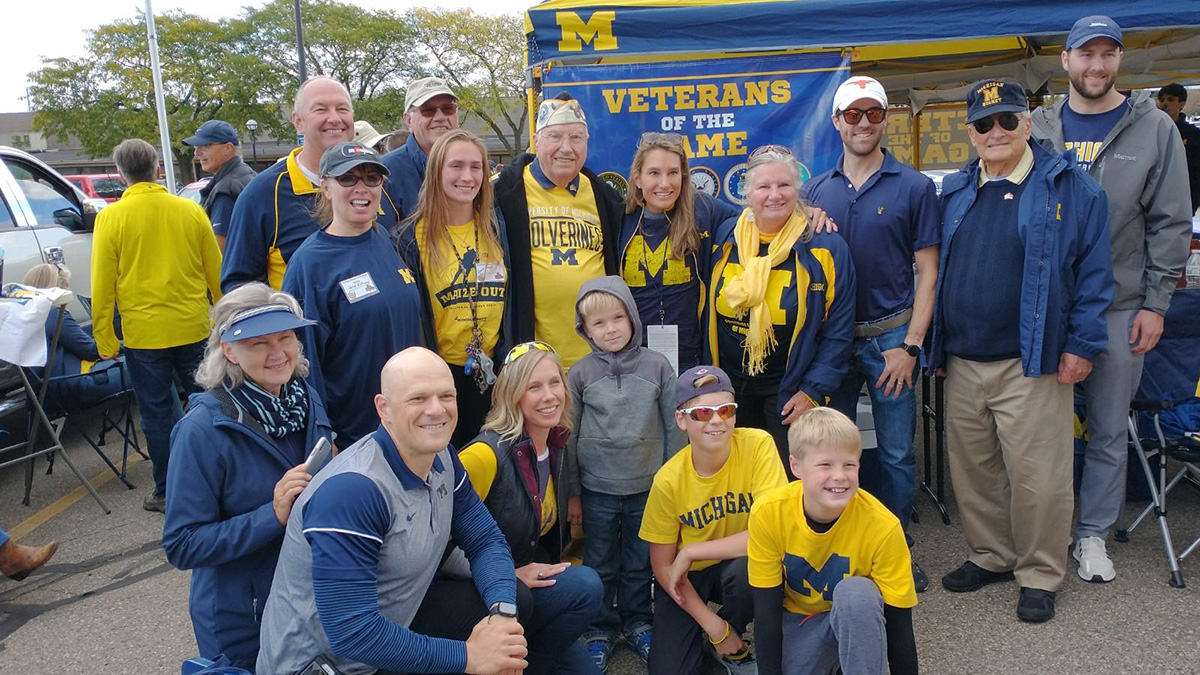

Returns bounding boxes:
[294,76,351,113]
[292,77,354,156]
[375,347,458,464]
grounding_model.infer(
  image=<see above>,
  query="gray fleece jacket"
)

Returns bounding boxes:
[1032,90,1192,315]
[566,276,686,496]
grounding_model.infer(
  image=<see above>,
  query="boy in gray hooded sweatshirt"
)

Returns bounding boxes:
[567,275,686,670]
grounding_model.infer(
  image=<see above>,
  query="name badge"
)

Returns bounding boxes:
[339,272,379,304]
[475,261,506,283]
[647,324,679,375]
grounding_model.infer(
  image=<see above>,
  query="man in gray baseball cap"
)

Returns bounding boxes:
[183,120,257,252]
[382,76,460,222]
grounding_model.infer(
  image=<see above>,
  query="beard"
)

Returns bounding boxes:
[1069,69,1116,100]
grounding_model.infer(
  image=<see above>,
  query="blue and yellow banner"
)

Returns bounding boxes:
[542,52,849,205]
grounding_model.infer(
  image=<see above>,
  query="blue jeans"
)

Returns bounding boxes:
[828,322,916,543]
[581,489,653,639]
[124,340,206,496]
[522,564,604,675]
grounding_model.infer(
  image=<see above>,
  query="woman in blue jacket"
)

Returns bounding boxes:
[618,133,740,373]
[705,145,856,474]
[162,282,334,670]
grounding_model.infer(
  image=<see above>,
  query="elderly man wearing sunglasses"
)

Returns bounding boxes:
[930,79,1114,623]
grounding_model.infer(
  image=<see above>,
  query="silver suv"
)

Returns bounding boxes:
[0,145,99,320]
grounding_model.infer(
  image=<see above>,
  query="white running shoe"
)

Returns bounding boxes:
[1073,536,1116,583]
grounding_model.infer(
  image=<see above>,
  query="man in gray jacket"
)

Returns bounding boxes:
[1032,15,1193,583]
[182,120,257,253]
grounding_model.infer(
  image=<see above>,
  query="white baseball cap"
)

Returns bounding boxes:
[832,76,888,115]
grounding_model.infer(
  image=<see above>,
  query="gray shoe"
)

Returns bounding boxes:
[142,493,166,513]
[717,647,758,675]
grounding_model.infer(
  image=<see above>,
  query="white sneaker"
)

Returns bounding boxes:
[1073,536,1116,583]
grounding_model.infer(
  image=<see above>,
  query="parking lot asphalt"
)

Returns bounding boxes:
[2,409,1198,674]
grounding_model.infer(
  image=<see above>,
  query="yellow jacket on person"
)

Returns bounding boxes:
[91,182,223,356]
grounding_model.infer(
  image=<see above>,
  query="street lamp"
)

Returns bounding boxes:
[245,118,259,166]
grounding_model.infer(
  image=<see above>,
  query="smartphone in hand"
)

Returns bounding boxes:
[305,437,333,474]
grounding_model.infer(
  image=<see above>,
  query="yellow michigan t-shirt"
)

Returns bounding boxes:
[415,218,506,366]
[639,427,788,570]
[522,165,606,368]
[747,481,917,615]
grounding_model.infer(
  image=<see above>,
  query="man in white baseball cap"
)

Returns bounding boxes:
[805,75,942,593]
[382,76,461,222]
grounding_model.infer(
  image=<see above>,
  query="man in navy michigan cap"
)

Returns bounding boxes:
[183,120,257,252]
[932,79,1114,623]
[1032,16,1192,585]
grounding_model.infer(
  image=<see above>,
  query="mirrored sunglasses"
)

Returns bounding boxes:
[838,107,886,125]
[679,402,738,422]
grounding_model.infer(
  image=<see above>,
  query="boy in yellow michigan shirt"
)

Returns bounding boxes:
[638,365,788,675]
[748,407,918,675]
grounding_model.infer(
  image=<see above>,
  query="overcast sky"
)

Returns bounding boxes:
[2,0,535,113]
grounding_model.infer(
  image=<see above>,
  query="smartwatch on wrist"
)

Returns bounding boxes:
[901,343,921,357]
[489,601,518,618]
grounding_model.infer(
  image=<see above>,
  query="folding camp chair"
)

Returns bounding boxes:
[1114,400,1200,588]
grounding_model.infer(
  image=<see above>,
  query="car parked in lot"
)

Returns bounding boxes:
[64,173,126,204]
[178,177,210,204]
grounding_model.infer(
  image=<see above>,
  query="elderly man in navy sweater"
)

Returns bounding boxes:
[257,348,527,675]
[931,80,1114,624]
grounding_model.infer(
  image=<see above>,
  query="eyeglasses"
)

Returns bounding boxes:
[971,112,1022,135]
[504,341,557,366]
[539,129,588,146]
[418,102,459,118]
[838,107,886,125]
[638,132,685,149]
[333,172,384,188]
[678,402,738,422]
[749,144,795,161]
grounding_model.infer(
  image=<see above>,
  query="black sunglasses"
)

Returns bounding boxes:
[333,172,384,188]
[971,112,1022,134]
[838,107,886,125]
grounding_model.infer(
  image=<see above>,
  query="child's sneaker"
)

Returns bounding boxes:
[624,623,652,666]
[583,633,613,672]
[717,646,758,675]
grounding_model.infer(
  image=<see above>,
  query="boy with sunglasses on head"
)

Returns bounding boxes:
[638,366,788,675]
[566,276,684,671]
[748,407,917,675]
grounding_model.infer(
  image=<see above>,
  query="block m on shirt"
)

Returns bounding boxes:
[784,553,850,600]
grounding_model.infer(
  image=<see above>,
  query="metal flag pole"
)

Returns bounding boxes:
[144,0,176,193]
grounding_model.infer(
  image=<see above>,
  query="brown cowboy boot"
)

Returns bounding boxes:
[0,538,59,581]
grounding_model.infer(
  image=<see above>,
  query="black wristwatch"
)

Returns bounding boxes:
[901,343,921,357]
[489,601,518,618]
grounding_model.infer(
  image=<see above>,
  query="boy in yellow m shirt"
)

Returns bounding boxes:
[748,407,917,675]
[639,366,788,675]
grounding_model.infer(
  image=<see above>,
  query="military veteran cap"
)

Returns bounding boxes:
[183,120,239,147]
[318,142,390,178]
[536,98,588,129]
[965,80,1029,123]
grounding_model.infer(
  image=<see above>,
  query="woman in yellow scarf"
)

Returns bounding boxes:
[705,145,857,474]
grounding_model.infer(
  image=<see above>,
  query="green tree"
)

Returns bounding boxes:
[411,8,529,158]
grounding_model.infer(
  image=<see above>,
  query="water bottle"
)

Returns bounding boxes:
[1187,246,1200,289]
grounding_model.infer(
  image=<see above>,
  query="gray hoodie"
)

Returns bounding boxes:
[567,276,686,496]
[1032,90,1192,314]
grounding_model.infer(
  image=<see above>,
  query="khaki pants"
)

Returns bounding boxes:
[945,356,1073,591]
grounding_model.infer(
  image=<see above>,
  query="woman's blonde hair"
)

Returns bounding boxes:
[404,129,502,271]
[23,263,70,289]
[625,134,699,259]
[481,349,573,443]
[194,283,310,390]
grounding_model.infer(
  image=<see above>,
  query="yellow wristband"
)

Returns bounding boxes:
[707,621,730,646]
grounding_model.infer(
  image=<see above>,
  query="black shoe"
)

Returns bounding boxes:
[142,493,166,513]
[941,561,1015,592]
[912,560,929,593]
[1016,587,1056,623]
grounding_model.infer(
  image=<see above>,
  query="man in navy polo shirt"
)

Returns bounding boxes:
[804,76,940,593]
[258,348,528,675]
[933,80,1113,623]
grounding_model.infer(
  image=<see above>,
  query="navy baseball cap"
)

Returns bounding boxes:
[319,142,390,179]
[1066,15,1123,50]
[183,120,239,147]
[966,80,1029,123]
[219,304,315,343]
[676,366,735,409]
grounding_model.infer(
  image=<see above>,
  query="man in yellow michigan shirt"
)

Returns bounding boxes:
[493,94,624,368]
[91,139,223,513]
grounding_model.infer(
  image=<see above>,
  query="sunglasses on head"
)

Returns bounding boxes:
[504,340,557,366]
[638,131,685,149]
[333,172,384,188]
[679,402,738,422]
[971,112,1022,134]
[418,102,458,118]
[838,107,886,125]
[749,144,795,161]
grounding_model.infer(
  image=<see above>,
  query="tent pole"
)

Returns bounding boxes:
[912,111,922,171]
